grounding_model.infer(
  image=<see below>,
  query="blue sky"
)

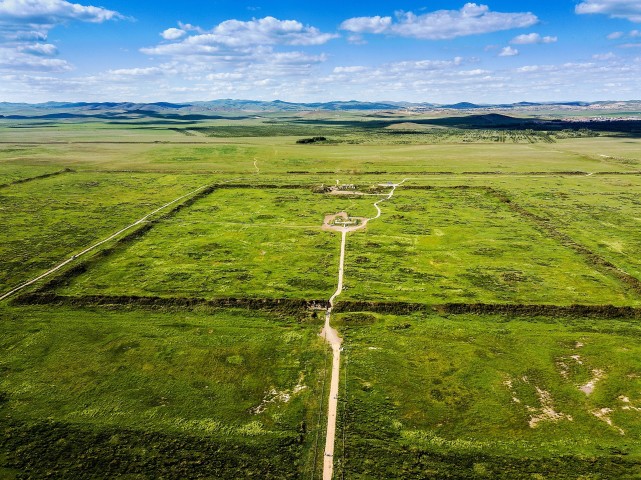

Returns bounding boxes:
[1,0,641,103]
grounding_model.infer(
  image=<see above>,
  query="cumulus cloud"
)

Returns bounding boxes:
[0,46,70,71]
[499,46,519,56]
[0,0,122,43]
[213,17,337,46]
[576,0,641,22]
[340,3,538,40]
[18,42,57,55]
[341,16,392,35]
[140,16,335,83]
[161,27,186,40]
[608,31,625,39]
[0,0,122,24]
[0,0,123,72]
[511,33,557,44]
[146,16,337,56]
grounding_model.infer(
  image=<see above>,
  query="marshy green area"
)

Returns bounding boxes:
[2,111,641,478]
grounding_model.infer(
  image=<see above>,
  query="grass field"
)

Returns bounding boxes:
[342,187,639,306]
[0,172,209,292]
[2,112,641,478]
[334,311,641,478]
[507,176,641,282]
[0,304,326,478]
[55,188,376,300]
[1,122,638,175]
[0,163,66,185]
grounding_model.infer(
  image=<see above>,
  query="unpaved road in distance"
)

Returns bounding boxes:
[0,185,208,302]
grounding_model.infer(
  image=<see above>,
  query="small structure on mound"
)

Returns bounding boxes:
[322,211,369,233]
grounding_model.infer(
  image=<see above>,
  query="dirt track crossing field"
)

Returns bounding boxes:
[320,179,406,479]
[0,185,208,302]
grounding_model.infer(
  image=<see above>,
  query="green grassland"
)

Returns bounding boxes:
[0,172,208,292]
[0,162,65,185]
[0,305,326,478]
[1,118,638,176]
[56,188,375,300]
[341,187,639,306]
[401,174,641,298]
[507,175,641,283]
[18,140,640,174]
[2,112,641,478]
[334,311,641,478]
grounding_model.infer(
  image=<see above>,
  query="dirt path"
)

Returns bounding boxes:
[320,179,408,479]
[0,185,209,302]
[253,158,260,174]
[320,230,345,480]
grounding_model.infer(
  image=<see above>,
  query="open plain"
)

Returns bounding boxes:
[2,108,641,479]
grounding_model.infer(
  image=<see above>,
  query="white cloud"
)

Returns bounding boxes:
[140,16,335,85]
[269,51,327,65]
[609,29,641,40]
[333,66,367,73]
[511,33,557,44]
[161,28,186,40]
[340,16,392,34]
[593,52,617,60]
[18,42,57,56]
[620,42,641,48]
[206,72,244,80]
[499,46,519,56]
[0,0,122,25]
[0,0,123,72]
[517,65,540,72]
[108,67,163,76]
[458,68,489,76]
[389,57,464,71]
[212,16,335,47]
[0,46,71,71]
[143,17,337,60]
[4,51,641,104]
[340,3,538,40]
[177,22,204,34]
[576,0,641,23]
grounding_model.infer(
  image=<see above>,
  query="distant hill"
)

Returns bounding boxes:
[441,102,484,109]
[0,99,640,119]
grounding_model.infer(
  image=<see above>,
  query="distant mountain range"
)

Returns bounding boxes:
[0,99,640,119]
